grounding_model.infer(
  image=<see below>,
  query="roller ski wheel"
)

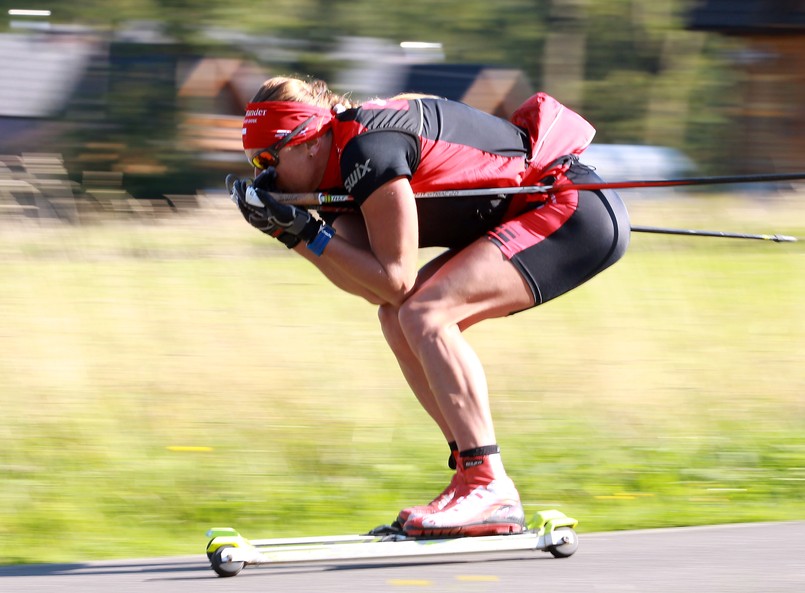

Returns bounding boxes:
[210,546,245,578]
[545,526,579,558]
[529,510,579,558]
[206,527,253,577]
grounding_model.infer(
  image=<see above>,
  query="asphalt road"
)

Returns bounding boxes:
[2,522,803,593]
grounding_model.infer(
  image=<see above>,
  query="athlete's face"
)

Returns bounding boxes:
[258,134,331,193]
[267,143,319,192]
[245,144,307,191]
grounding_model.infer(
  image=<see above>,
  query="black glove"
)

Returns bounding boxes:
[251,167,279,192]
[227,173,336,255]
[227,173,301,248]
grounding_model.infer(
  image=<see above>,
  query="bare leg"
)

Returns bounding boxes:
[377,250,458,441]
[395,238,533,536]
[396,239,534,451]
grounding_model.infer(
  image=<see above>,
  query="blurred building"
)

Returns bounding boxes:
[0,30,103,222]
[332,36,534,119]
[0,24,272,220]
[689,0,805,174]
[176,57,266,177]
[0,30,98,152]
[401,64,533,119]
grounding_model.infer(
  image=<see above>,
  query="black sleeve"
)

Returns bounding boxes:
[340,131,420,205]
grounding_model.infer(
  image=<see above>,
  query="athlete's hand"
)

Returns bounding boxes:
[226,172,336,255]
[250,182,319,239]
[227,173,301,248]
[248,171,336,256]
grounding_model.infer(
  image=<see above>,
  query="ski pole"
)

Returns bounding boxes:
[264,171,805,207]
[228,174,802,243]
[630,226,799,242]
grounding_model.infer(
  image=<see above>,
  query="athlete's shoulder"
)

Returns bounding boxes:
[336,98,413,122]
[334,99,424,141]
[339,131,419,200]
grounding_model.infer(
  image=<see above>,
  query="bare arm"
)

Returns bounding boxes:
[293,214,386,305]
[294,177,419,307]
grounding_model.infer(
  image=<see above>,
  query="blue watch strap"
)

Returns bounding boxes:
[306,224,335,256]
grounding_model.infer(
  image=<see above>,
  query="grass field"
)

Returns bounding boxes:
[1,193,803,564]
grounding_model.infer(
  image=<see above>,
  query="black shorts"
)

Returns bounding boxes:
[489,163,630,307]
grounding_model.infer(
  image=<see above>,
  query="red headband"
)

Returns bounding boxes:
[241,101,334,151]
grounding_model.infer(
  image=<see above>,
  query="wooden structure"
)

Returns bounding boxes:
[177,58,267,171]
[689,1,805,173]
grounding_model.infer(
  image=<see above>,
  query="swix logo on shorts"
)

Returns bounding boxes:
[344,158,372,192]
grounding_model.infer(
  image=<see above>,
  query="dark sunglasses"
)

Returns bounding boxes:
[248,115,317,170]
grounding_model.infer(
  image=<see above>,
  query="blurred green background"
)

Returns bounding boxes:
[1,197,803,564]
[1,0,804,564]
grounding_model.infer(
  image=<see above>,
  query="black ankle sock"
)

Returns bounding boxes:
[459,444,500,458]
[447,441,458,470]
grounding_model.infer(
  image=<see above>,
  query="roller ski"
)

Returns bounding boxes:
[206,509,578,578]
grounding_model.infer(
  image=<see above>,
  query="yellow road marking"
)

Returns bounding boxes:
[388,579,432,586]
[457,575,499,582]
[166,446,213,452]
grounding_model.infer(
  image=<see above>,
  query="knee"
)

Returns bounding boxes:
[397,296,443,350]
[378,303,407,350]
[379,300,440,356]
[378,303,397,331]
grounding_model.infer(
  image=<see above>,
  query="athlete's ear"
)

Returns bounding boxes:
[308,134,328,158]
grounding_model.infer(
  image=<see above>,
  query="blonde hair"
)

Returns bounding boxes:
[251,76,442,109]
[387,92,442,101]
[251,76,358,110]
